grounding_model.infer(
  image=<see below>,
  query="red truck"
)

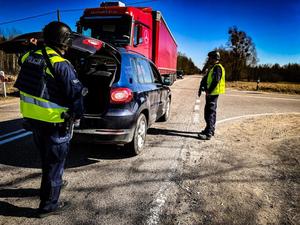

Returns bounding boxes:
[76,1,178,82]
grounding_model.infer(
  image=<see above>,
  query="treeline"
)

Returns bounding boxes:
[177,52,201,75]
[0,30,20,75]
[203,26,300,83]
[247,64,300,82]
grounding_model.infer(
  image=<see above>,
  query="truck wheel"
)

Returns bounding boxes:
[126,113,147,155]
[160,97,171,122]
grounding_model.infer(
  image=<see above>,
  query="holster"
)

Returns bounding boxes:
[22,119,33,131]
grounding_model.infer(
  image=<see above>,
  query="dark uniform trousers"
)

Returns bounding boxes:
[204,95,219,135]
[31,121,71,211]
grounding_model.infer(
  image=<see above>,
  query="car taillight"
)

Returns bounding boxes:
[110,88,133,104]
[82,38,103,50]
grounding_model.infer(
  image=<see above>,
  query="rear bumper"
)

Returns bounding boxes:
[72,109,137,144]
[73,128,134,144]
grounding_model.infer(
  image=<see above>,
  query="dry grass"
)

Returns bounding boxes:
[227,81,300,94]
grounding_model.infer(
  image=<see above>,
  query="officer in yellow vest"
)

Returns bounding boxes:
[15,21,85,217]
[198,50,225,140]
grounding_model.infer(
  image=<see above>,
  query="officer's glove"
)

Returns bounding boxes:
[74,119,81,128]
[198,89,202,97]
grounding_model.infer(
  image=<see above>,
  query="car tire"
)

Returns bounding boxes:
[160,97,171,122]
[126,113,147,155]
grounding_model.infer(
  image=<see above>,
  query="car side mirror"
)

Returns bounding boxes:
[162,77,171,86]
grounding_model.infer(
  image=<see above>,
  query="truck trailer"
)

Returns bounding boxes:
[76,1,178,82]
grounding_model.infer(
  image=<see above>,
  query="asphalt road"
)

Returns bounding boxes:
[0,75,299,225]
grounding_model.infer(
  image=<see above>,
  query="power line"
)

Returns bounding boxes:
[0,0,159,26]
[0,8,86,26]
[0,11,56,26]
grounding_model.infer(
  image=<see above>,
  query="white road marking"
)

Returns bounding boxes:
[196,99,200,103]
[146,140,187,225]
[226,94,300,101]
[146,185,171,225]
[0,129,26,139]
[194,105,200,111]
[217,112,300,124]
[0,131,32,145]
[193,113,200,123]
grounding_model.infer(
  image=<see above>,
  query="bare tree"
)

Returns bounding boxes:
[228,26,258,81]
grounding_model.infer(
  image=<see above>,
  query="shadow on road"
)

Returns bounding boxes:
[0,119,133,169]
[0,140,133,169]
[0,188,39,198]
[0,201,37,218]
[148,127,199,139]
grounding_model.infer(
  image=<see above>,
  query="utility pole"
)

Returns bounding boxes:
[57,9,61,21]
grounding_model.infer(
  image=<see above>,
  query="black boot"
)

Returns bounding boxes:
[197,133,212,140]
[37,201,71,218]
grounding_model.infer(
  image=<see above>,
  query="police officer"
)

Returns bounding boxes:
[198,51,225,140]
[15,21,85,217]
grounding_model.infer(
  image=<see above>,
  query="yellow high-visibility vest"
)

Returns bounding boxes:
[207,63,225,95]
[19,47,68,123]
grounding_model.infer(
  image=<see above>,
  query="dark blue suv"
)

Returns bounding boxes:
[72,39,172,155]
[0,33,172,155]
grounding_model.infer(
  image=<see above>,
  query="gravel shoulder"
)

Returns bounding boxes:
[164,114,300,225]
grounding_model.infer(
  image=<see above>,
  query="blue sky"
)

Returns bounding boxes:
[0,0,299,68]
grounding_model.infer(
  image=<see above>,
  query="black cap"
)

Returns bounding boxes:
[43,21,73,49]
[208,51,220,60]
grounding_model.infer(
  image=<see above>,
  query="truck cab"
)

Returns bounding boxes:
[76,1,177,79]
[77,2,152,59]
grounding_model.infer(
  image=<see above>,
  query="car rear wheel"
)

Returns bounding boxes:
[126,113,147,155]
[160,97,171,122]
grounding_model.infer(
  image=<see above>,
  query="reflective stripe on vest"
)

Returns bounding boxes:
[207,63,226,95]
[20,91,68,123]
[19,47,69,123]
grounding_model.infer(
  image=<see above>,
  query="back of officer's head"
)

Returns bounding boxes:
[208,51,220,62]
[43,21,73,51]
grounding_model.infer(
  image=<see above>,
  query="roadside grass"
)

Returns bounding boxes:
[227,81,300,94]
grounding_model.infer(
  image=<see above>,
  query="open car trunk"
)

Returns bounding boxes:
[0,32,121,116]
[75,53,119,115]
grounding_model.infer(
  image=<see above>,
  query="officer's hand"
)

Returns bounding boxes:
[198,89,202,97]
[74,119,81,128]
